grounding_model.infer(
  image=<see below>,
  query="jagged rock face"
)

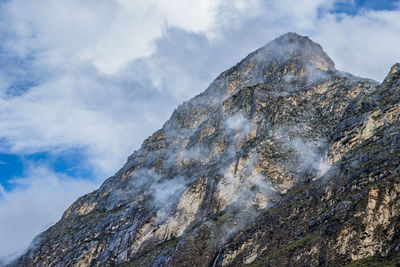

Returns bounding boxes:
[11,33,400,267]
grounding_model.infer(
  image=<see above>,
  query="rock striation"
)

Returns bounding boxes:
[10,33,400,266]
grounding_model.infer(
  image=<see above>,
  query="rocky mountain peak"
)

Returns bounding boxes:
[10,33,400,267]
[256,32,335,72]
[200,33,337,104]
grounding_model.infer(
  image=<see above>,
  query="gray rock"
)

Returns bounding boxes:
[10,33,400,267]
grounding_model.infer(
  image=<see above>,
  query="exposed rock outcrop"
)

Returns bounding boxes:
[10,33,400,266]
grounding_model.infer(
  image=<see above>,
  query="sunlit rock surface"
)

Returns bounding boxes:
[11,33,400,266]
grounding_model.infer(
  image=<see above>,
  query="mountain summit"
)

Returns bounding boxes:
[11,33,400,266]
[249,32,335,73]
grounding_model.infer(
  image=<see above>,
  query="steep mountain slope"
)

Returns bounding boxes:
[11,33,400,266]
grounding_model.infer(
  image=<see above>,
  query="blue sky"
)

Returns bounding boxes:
[333,0,399,13]
[0,0,399,262]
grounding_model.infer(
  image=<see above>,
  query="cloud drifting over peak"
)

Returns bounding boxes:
[0,0,400,260]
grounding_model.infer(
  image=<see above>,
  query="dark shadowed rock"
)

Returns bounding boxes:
[9,33,400,267]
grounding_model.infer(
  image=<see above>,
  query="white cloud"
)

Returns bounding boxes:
[0,68,177,175]
[0,165,99,261]
[311,9,400,81]
[261,0,334,29]
[0,0,262,176]
[1,0,257,74]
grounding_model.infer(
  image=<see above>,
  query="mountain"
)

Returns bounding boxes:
[10,33,400,266]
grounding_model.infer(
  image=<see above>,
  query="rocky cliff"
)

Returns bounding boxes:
[10,33,400,266]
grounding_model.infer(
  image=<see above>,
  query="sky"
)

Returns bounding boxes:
[0,0,400,261]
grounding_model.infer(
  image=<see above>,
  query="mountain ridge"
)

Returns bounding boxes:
[9,33,400,266]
